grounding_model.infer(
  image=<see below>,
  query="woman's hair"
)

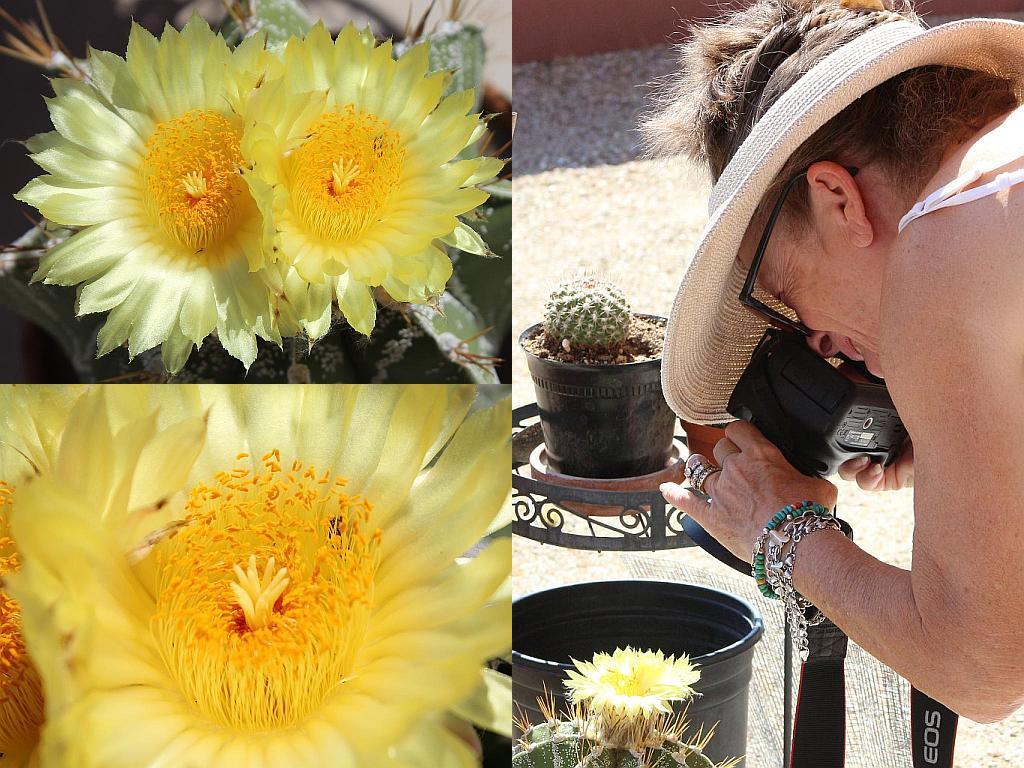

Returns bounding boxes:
[642,0,1020,224]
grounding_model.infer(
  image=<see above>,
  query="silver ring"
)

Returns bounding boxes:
[685,457,720,495]
[694,467,721,495]
[684,455,711,480]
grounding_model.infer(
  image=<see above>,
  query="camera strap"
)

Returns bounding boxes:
[910,687,958,768]
[790,617,847,768]
[789,619,958,768]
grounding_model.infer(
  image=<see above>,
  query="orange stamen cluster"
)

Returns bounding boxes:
[288,106,405,243]
[142,109,246,253]
[151,452,381,730]
[0,482,44,753]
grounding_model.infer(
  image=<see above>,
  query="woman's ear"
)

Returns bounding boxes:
[806,161,874,248]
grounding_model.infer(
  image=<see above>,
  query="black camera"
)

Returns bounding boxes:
[727,328,906,478]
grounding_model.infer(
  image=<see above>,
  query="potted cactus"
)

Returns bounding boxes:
[514,647,740,768]
[519,276,676,478]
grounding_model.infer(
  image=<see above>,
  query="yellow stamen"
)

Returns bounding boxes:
[151,455,381,730]
[289,106,405,243]
[0,482,45,754]
[142,109,246,253]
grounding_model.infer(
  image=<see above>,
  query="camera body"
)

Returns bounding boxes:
[727,329,906,478]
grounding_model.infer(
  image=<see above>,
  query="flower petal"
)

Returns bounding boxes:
[375,397,511,594]
[334,273,375,336]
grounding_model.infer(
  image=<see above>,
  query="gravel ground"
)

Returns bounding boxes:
[513,20,1024,766]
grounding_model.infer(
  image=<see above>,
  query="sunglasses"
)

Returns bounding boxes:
[739,165,860,337]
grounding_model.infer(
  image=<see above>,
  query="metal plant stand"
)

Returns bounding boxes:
[513,402,798,766]
[513,403,696,551]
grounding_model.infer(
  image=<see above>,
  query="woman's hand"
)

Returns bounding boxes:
[660,421,837,563]
[837,438,914,491]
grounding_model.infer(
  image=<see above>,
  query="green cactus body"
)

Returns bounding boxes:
[543,278,632,349]
[513,722,716,768]
[426,21,486,107]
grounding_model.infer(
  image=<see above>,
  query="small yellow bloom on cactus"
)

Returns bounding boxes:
[515,648,737,768]
[566,646,701,746]
[567,646,701,714]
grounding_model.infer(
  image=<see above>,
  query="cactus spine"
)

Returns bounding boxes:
[543,277,632,349]
[512,719,717,768]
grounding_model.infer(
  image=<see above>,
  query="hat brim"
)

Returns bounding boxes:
[662,18,1024,425]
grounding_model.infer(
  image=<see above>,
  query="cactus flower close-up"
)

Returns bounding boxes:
[240,22,504,340]
[14,16,278,372]
[0,384,512,767]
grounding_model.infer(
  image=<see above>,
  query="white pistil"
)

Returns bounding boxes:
[182,170,209,199]
[331,158,360,194]
[230,555,290,630]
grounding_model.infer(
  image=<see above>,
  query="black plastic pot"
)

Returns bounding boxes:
[519,316,676,478]
[513,580,764,765]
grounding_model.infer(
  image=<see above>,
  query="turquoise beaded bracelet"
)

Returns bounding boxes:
[752,500,833,599]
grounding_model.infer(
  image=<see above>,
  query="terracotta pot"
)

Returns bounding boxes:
[681,420,729,460]
[525,441,686,516]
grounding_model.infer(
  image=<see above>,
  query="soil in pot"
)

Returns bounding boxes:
[521,314,664,365]
[520,315,676,479]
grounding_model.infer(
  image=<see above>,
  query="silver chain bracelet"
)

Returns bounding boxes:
[764,514,843,660]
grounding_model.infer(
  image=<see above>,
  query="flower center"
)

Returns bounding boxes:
[151,452,381,730]
[599,664,660,699]
[142,109,246,252]
[288,106,405,243]
[230,555,290,631]
[0,483,44,755]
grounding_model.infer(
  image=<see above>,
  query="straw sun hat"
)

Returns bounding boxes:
[662,14,1024,425]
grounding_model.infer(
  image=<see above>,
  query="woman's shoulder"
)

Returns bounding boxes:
[914,103,1024,204]
[895,103,1024,263]
[886,104,1024,343]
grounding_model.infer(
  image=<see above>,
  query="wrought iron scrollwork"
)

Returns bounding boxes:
[667,506,687,535]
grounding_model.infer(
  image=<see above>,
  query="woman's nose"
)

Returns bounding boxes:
[806,331,837,358]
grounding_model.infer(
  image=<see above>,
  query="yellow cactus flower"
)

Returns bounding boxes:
[565,647,701,748]
[7,385,511,767]
[14,17,280,372]
[240,23,504,338]
[567,647,700,716]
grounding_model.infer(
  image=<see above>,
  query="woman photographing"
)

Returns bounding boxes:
[650,0,1024,724]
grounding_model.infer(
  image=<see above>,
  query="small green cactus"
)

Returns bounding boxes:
[543,277,632,349]
[512,719,717,768]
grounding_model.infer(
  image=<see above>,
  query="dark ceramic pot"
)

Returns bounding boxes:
[519,316,676,479]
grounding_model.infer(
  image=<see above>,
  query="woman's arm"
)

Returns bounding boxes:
[850,192,1024,722]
